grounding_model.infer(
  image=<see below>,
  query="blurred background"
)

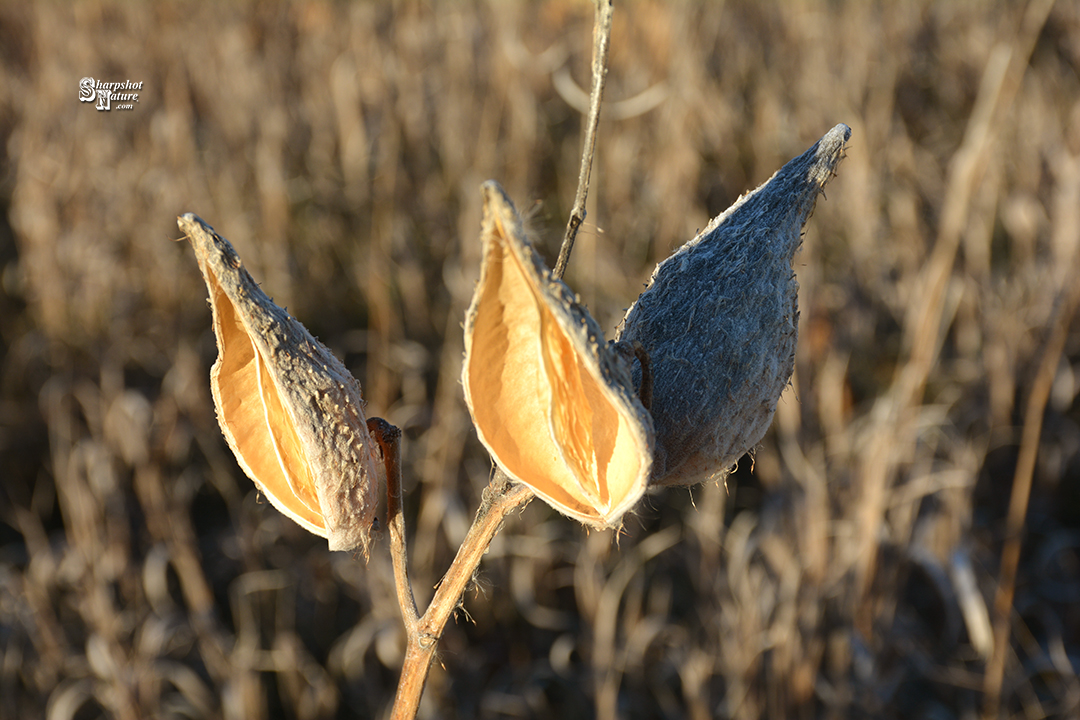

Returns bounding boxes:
[1,1,1078,718]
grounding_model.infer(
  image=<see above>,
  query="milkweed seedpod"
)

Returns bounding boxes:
[617,123,851,487]
[462,182,654,529]
[178,214,378,555]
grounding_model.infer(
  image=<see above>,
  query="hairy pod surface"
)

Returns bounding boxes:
[462,182,654,529]
[617,124,851,487]
[179,214,378,554]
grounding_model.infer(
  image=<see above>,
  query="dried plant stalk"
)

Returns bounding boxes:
[617,124,851,487]
[555,0,614,280]
[463,182,653,529]
[178,213,378,555]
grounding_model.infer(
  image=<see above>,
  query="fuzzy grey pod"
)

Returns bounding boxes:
[616,124,851,487]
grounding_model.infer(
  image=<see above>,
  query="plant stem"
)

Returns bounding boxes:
[554,0,613,281]
[367,418,419,632]
[389,470,531,720]
[981,213,1080,718]
[376,4,616,716]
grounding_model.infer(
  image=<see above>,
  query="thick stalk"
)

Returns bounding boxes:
[389,470,531,719]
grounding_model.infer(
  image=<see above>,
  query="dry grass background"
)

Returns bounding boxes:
[1,1,1079,718]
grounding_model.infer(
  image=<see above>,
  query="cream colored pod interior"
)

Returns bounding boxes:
[178,214,378,555]
[462,182,654,529]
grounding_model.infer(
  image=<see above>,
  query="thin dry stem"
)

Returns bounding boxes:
[386,3,614,715]
[390,470,532,720]
[981,238,1080,716]
[367,418,419,631]
[367,424,533,719]
[852,0,1054,627]
[554,0,613,280]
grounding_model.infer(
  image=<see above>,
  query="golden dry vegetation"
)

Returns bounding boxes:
[1,1,1079,719]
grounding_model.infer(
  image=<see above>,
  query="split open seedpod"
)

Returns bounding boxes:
[462,182,654,530]
[178,213,378,555]
[617,124,851,487]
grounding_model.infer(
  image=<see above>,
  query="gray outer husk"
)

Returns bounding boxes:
[179,213,378,554]
[616,124,851,487]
